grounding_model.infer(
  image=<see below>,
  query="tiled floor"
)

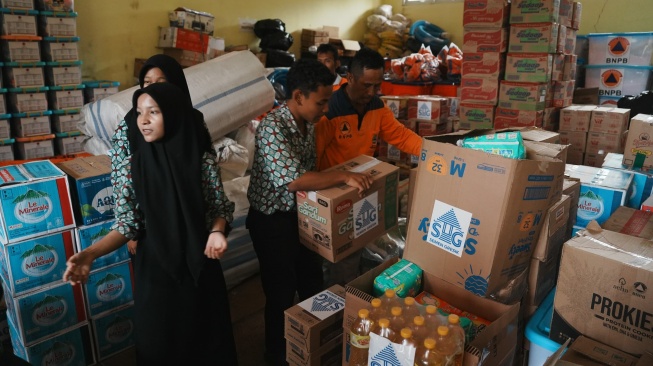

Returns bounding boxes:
[3,273,268,366]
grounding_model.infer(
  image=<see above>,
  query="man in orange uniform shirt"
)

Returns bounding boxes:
[316,43,348,91]
[315,47,423,285]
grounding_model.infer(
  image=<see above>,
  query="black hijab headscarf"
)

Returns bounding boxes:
[128,82,212,284]
[125,54,211,153]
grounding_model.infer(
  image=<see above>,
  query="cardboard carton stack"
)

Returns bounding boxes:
[284,285,345,366]
[0,160,94,364]
[159,7,224,67]
[498,0,581,131]
[601,152,653,209]
[300,27,338,53]
[56,155,136,362]
[459,0,510,129]
[622,113,653,171]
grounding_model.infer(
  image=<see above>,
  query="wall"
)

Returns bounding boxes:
[76,0,379,89]
[386,0,653,47]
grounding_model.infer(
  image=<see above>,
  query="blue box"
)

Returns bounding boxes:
[565,164,634,228]
[0,229,74,295]
[3,280,87,345]
[75,220,129,271]
[84,261,134,318]
[56,155,114,226]
[0,160,76,244]
[8,318,94,366]
[90,304,135,361]
[601,152,653,209]
[525,289,563,366]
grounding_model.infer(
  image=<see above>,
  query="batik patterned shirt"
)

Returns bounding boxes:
[247,104,315,215]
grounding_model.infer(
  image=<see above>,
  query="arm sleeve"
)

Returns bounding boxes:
[378,108,423,156]
[258,121,307,187]
[315,116,334,172]
[109,154,142,240]
[203,153,235,228]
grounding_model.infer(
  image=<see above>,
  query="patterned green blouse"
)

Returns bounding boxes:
[109,119,234,239]
[247,104,315,215]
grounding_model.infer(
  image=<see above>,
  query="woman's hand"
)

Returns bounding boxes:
[204,231,228,259]
[127,240,138,255]
[63,251,95,285]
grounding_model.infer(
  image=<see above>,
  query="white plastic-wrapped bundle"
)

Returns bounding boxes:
[79,51,275,155]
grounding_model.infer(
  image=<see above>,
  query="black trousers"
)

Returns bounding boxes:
[246,208,323,363]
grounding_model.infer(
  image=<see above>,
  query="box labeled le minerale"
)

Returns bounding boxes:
[91,304,135,361]
[8,319,95,366]
[602,152,653,209]
[564,164,634,228]
[84,261,134,318]
[296,155,399,263]
[3,279,86,346]
[57,155,114,226]
[284,284,344,352]
[623,114,653,170]
[505,53,552,82]
[0,229,75,296]
[498,81,547,111]
[0,160,75,244]
[76,220,129,272]
[405,130,564,300]
[551,225,653,355]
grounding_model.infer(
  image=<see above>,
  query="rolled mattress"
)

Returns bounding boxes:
[80,51,276,155]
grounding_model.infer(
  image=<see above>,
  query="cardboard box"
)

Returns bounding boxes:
[286,332,341,366]
[563,177,581,232]
[505,53,553,83]
[406,95,449,122]
[296,155,399,263]
[623,114,653,170]
[343,259,520,366]
[542,107,559,131]
[463,0,510,28]
[56,155,114,226]
[589,107,630,135]
[405,130,564,299]
[601,206,653,238]
[380,95,409,120]
[532,194,570,262]
[551,225,653,355]
[328,39,360,57]
[584,152,607,168]
[493,107,544,129]
[585,131,626,155]
[509,22,559,53]
[84,261,134,318]
[510,0,560,23]
[168,7,214,35]
[559,105,595,132]
[565,164,634,227]
[284,285,345,352]
[90,304,135,361]
[8,321,95,366]
[0,229,75,296]
[553,336,640,366]
[458,103,495,129]
[498,81,547,111]
[0,160,75,244]
[551,80,575,108]
[162,48,209,67]
[642,195,653,211]
[571,1,582,30]
[3,279,86,346]
[75,220,130,272]
[558,0,573,28]
[460,75,500,105]
[462,27,508,53]
[520,126,561,143]
[524,140,569,163]
[558,130,586,152]
[158,27,209,54]
[461,52,505,79]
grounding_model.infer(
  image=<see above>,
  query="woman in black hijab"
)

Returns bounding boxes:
[110,54,213,255]
[65,83,237,365]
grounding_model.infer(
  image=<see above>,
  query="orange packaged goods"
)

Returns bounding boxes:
[407,95,449,122]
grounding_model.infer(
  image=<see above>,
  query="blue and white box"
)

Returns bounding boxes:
[76,220,128,271]
[3,280,87,345]
[601,152,653,209]
[0,160,76,244]
[84,261,134,318]
[90,304,135,361]
[8,318,94,366]
[56,155,114,226]
[565,164,634,228]
[0,229,74,295]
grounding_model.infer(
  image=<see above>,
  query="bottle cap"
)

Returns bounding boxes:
[400,328,412,339]
[425,305,437,314]
[413,315,425,326]
[385,289,396,298]
[358,308,369,319]
[448,314,460,324]
[371,298,382,308]
[424,338,436,349]
[437,325,449,336]
[404,296,415,306]
[379,318,390,328]
[391,306,402,316]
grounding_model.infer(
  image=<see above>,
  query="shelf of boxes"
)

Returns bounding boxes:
[82,79,119,104]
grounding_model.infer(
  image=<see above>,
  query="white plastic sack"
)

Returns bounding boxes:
[80,51,275,155]
[222,175,250,214]
[234,119,259,171]
[213,137,249,182]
